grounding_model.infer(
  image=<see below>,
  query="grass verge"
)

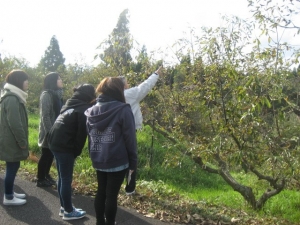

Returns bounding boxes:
[1,114,298,224]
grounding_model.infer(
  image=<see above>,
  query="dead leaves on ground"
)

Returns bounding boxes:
[117,187,294,225]
[2,164,295,225]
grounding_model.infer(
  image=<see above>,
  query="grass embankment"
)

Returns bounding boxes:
[1,113,299,225]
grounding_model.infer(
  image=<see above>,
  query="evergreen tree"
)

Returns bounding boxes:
[133,45,148,73]
[39,35,65,73]
[97,9,132,75]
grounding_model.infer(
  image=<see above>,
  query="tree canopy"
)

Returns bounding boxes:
[96,9,133,75]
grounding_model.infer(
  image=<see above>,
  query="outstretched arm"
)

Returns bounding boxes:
[155,65,163,76]
[125,66,163,103]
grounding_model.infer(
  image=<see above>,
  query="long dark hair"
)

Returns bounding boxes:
[43,72,62,117]
[96,77,125,103]
[5,70,29,91]
[44,72,60,90]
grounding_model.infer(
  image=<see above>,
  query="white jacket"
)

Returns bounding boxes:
[124,73,159,129]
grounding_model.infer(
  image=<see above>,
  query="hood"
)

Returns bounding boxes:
[85,102,129,129]
[61,98,92,114]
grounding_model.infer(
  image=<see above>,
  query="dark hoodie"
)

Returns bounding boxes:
[85,95,137,171]
[48,98,93,157]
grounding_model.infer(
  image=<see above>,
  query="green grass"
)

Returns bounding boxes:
[28,113,40,153]
[261,190,300,222]
[135,126,300,224]
[20,114,300,224]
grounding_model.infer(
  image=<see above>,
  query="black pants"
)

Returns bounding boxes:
[125,130,137,193]
[95,169,127,225]
[37,147,54,180]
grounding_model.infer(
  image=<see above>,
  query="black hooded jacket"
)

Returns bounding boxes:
[48,98,93,157]
[85,96,137,171]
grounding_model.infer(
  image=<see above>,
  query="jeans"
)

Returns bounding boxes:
[52,151,75,213]
[37,147,54,180]
[95,169,127,225]
[4,161,20,200]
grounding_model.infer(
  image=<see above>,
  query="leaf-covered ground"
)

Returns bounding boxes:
[2,163,294,225]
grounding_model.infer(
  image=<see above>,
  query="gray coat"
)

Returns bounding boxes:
[0,90,29,162]
[38,91,56,148]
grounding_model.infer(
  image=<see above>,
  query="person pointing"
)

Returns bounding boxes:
[119,65,163,195]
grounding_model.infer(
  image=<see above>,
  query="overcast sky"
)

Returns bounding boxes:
[0,0,271,66]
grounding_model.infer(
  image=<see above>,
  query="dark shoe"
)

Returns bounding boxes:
[45,175,57,185]
[36,179,52,187]
[105,220,117,225]
[126,190,135,196]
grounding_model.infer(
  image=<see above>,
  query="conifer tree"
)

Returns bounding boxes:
[97,9,132,75]
[39,35,65,73]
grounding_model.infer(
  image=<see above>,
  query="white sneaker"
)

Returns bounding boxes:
[14,192,26,199]
[3,197,26,206]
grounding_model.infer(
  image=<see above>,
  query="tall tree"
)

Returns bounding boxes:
[96,9,133,75]
[39,35,65,73]
[131,45,148,74]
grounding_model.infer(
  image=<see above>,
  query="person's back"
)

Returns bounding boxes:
[119,66,163,196]
[48,84,95,221]
[48,84,95,157]
[85,77,137,225]
[122,66,163,129]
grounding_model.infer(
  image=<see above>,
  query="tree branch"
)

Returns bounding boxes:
[143,121,177,144]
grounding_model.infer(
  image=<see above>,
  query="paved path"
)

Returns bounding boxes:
[0,174,176,225]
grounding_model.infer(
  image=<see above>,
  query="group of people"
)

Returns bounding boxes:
[0,66,163,225]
